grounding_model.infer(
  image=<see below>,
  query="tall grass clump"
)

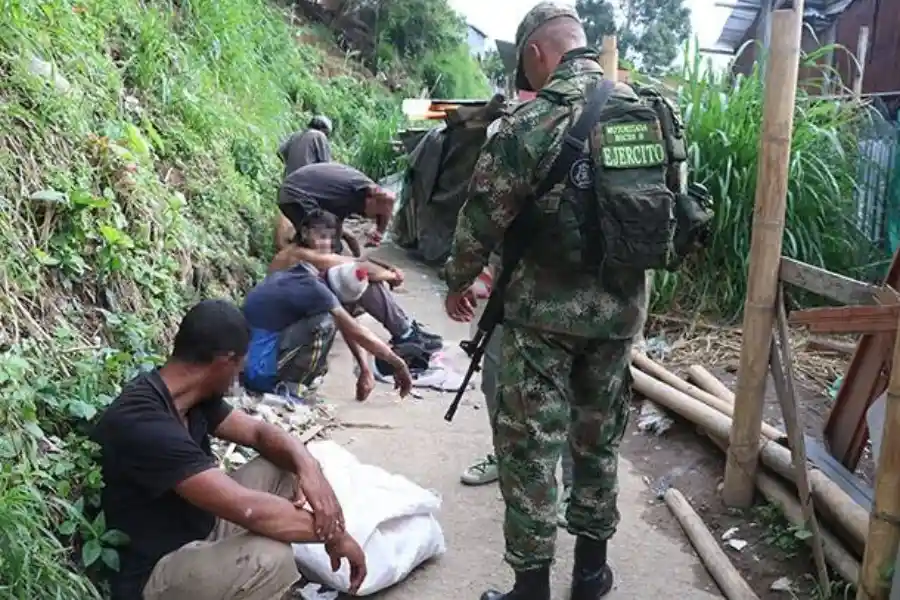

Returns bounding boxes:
[652,44,884,319]
[0,0,405,593]
[369,0,493,99]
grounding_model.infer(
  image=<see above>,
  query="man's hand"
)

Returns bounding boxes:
[294,463,345,542]
[390,360,413,398]
[325,532,368,594]
[387,267,405,289]
[355,368,376,402]
[445,288,477,322]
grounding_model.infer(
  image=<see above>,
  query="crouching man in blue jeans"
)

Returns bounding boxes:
[242,260,413,402]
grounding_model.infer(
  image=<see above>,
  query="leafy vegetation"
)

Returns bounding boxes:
[576,0,692,74]
[0,0,412,595]
[362,0,493,98]
[651,44,887,319]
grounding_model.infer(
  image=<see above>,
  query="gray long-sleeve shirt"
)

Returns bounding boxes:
[278,129,332,179]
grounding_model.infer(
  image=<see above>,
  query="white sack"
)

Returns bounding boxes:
[292,441,446,596]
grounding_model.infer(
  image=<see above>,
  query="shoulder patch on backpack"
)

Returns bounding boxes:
[600,121,667,169]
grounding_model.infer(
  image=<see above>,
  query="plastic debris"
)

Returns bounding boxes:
[770,576,793,592]
[636,399,674,435]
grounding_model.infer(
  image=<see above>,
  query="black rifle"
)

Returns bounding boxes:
[444,80,616,423]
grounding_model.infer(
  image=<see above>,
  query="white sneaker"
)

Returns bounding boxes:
[460,454,499,486]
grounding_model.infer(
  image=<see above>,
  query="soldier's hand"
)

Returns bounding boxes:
[445,288,477,322]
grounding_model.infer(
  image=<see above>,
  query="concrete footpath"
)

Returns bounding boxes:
[318,246,722,599]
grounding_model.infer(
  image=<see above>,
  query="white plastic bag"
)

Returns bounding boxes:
[292,441,446,596]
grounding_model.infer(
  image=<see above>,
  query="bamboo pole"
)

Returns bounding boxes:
[687,365,736,403]
[756,472,861,584]
[632,352,785,441]
[599,36,618,81]
[857,307,900,600]
[853,26,869,100]
[709,429,861,583]
[631,368,870,552]
[771,288,830,593]
[663,488,760,600]
[724,5,805,508]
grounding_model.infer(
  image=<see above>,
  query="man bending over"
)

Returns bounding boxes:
[243,256,414,402]
[278,162,395,255]
[270,210,443,354]
[92,300,369,600]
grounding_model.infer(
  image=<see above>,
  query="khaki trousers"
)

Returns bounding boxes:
[142,458,300,600]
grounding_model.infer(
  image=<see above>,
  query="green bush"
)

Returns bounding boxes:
[369,0,493,98]
[422,45,493,99]
[0,0,403,594]
[651,45,885,319]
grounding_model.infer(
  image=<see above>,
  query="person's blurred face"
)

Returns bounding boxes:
[364,187,396,227]
[301,224,337,254]
[204,354,245,397]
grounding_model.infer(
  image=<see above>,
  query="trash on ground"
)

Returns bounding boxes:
[725,538,748,552]
[636,399,674,435]
[769,576,793,592]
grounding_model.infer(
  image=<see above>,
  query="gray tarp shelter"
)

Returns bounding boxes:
[391,94,508,265]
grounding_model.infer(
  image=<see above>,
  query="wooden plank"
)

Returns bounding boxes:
[789,305,900,334]
[772,287,830,593]
[298,424,325,444]
[805,337,859,355]
[857,303,900,600]
[779,257,879,306]
[825,247,900,469]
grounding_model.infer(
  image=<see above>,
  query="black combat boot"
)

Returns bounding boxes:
[570,537,614,600]
[480,566,551,600]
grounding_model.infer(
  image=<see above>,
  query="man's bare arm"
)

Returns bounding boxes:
[330,307,405,371]
[340,326,369,373]
[215,411,318,473]
[214,411,345,541]
[175,468,320,544]
[273,245,395,281]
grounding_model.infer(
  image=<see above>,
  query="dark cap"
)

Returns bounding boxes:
[308,114,333,135]
[514,2,581,92]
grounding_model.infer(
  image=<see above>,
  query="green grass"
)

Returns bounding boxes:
[651,44,889,319]
[0,0,481,594]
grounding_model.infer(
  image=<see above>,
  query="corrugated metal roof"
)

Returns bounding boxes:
[713,0,859,51]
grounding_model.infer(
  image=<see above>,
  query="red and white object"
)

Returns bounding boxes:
[471,268,493,299]
[327,263,369,303]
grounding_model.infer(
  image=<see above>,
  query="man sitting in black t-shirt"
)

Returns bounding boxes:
[92,300,367,600]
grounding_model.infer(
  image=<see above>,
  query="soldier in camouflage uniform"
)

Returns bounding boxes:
[444,4,657,599]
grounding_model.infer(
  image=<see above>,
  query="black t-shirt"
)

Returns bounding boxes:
[91,370,233,600]
[278,162,373,223]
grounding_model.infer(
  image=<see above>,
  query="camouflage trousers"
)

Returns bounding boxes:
[493,324,632,571]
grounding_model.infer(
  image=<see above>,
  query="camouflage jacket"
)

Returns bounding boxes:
[444,48,647,340]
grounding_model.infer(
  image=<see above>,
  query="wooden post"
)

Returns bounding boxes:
[771,287,830,594]
[599,36,618,82]
[853,26,869,99]
[722,4,804,508]
[757,0,774,77]
[663,488,760,600]
[857,308,900,599]
[822,23,837,94]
